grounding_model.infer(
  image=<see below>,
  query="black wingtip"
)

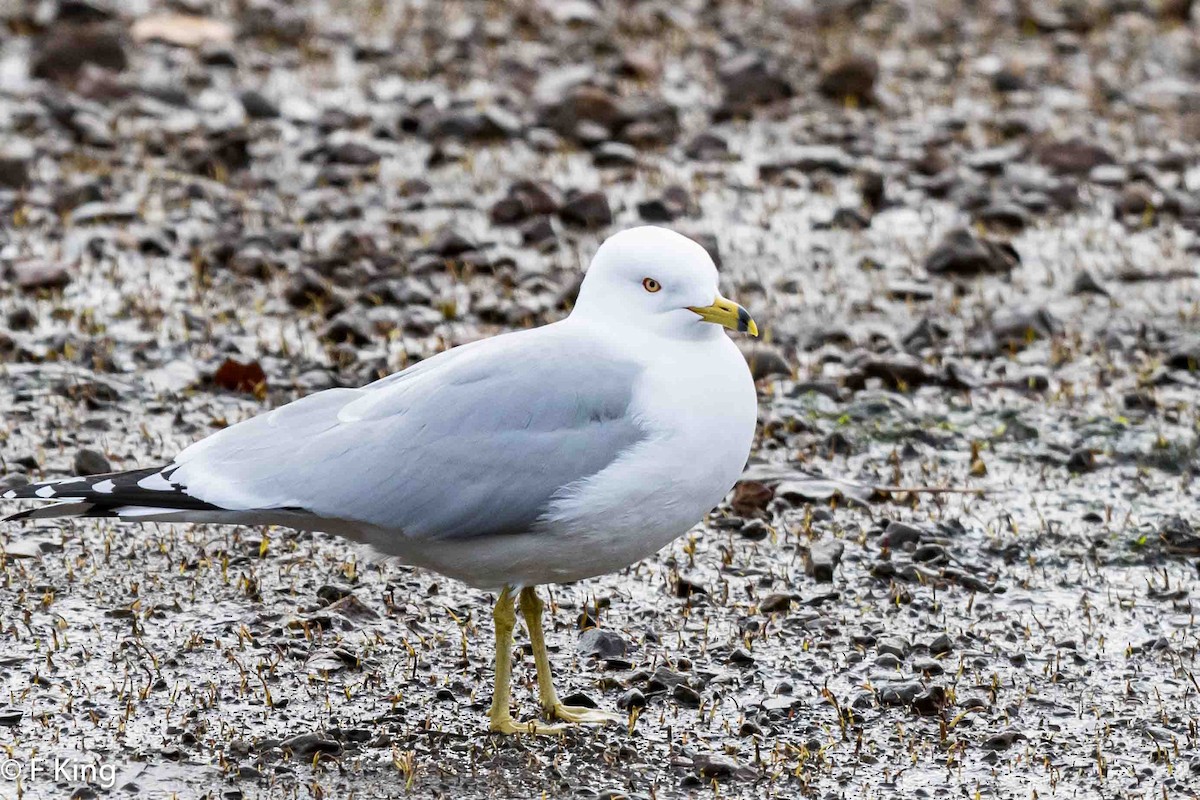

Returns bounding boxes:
[3,502,96,522]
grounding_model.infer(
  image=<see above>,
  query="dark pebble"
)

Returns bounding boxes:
[578,628,628,660]
[559,191,612,228]
[239,89,280,120]
[878,637,909,659]
[280,732,342,758]
[672,683,702,707]
[818,55,878,103]
[73,448,111,476]
[1066,449,1095,473]
[808,539,844,582]
[617,689,646,710]
[925,228,1020,276]
[32,23,127,80]
[560,691,598,709]
[717,52,792,117]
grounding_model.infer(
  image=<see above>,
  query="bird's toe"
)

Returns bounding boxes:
[549,704,624,725]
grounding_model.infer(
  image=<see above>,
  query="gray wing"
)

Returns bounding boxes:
[167,323,646,539]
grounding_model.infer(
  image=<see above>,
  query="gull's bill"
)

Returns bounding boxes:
[688,294,758,336]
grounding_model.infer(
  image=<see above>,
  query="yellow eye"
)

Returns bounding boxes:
[642,277,661,293]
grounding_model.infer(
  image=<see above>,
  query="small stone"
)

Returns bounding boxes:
[991,307,1063,348]
[617,688,646,710]
[1123,391,1156,412]
[759,146,855,178]
[490,196,527,225]
[878,637,909,659]
[878,681,922,706]
[536,83,623,141]
[73,448,111,476]
[559,191,612,228]
[693,754,744,780]
[911,543,946,563]
[759,593,794,614]
[1115,183,1154,218]
[727,648,755,666]
[316,584,353,604]
[560,691,598,709]
[684,132,730,160]
[674,575,706,597]
[239,89,279,120]
[280,732,341,758]
[808,539,844,582]
[672,683,702,706]
[646,665,687,691]
[1066,448,1095,473]
[717,52,792,117]
[738,720,762,737]
[578,628,628,660]
[520,216,556,248]
[912,686,947,716]
[593,141,637,168]
[325,141,380,167]
[929,634,954,654]
[7,306,36,331]
[0,147,32,189]
[974,203,1029,231]
[912,657,944,676]
[738,519,770,540]
[818,55,878,103]
[32,23,127,80]
[880,521,923,548]
[1036,138,1114,175]
[1070,270,1109,296]
[427,229,475,257]
[925,228,1020,276]
[875,653,901,669]
[982,729,1025,750]
[12,260,71,291]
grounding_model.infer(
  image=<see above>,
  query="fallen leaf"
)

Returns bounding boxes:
[213,358,266,395]
[731,480,774,516]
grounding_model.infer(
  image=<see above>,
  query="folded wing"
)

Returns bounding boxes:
[167,324,646,539]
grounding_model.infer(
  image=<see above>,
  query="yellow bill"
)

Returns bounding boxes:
[688,294,759,337]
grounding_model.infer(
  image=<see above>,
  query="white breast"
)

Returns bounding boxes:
[526,332,757,583]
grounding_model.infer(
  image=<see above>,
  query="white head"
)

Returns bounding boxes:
[571,226,758,342]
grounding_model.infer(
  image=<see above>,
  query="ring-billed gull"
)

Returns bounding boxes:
[4,225,759,734]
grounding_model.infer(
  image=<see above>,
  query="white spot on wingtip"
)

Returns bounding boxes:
[35,486,56,498]
[92,479,115,494]
[136,472,173,492]
[2,491,15,499]
[116,506,185,518]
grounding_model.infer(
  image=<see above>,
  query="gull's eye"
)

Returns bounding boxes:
[642,277,661,293]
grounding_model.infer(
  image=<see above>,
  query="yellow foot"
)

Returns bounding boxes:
[548,703,624,725]
[489,716,566,736]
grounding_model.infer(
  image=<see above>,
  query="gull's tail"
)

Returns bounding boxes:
[2,466,223,522]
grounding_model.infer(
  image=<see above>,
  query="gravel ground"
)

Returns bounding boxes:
[2,1,1200,798]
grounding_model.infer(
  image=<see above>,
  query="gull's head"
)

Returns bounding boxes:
[572,226,758,341]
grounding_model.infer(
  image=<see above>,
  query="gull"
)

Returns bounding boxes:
[3,226,759,735]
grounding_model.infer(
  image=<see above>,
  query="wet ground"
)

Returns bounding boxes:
[1,0,1200,798]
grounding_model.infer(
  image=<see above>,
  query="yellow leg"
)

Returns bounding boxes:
[519,587,622,726]
[488,587,564,735]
